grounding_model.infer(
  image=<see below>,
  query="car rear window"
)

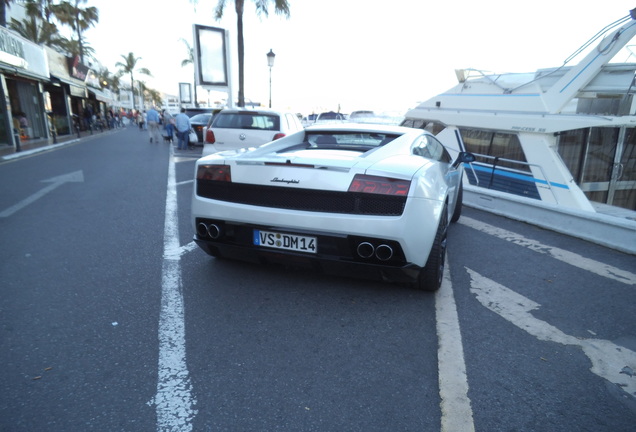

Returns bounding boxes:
[305,132,400,148]
[213,113,280,131]
[190,113,212,123]
[317,112,346,120]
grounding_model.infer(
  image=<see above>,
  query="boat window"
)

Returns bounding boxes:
[401,118,446,135]
[557,128,587,182]
[558,127,635,211]
[459,128,529,172]
[617,128,636,210]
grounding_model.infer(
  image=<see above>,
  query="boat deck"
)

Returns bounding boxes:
[592,202,636,222]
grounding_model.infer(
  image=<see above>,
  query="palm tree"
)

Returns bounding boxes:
[97,67,119,92]
[56,37,95,60]
[9,16,59,45]
[8,0,63,48]
[109,73,121,94]
[180,38,199,107]
[115,52,152,111]
[53,0,98,64]
[147,88,163,107]
[213,0,290,107]
[0,0,15,27]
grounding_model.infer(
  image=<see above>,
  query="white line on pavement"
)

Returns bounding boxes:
[467,268,636,397]
[460,217,636,286]
[0,170,84,217]
[436,259,475,432]
[149,149,197,431]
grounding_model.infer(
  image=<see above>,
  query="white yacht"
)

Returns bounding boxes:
[404,9,636,253]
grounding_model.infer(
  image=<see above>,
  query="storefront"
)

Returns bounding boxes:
[44,46,86,136]
[0,26,49,149]
[85,68,112,119]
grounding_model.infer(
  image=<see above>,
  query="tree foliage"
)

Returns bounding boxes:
[115,52,152,110]
[53,0,98,63]
[0,1,178,109]
[213,0,290,107]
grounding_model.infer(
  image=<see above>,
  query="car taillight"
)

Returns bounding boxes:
[205,129,216,144]
[348,174,410,196]
[197,164,231,182]
[273,133,286,140]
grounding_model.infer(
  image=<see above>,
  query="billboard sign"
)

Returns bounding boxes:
[193,24,229,87]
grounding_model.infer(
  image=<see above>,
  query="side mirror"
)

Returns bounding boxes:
[452,151,475,168]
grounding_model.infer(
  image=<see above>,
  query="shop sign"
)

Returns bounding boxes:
[0,27,49,79]
[68,55,89,81]
[0,28,26,68]
[70,85,86,98]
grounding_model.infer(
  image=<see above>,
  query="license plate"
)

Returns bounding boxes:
[253,229,317,254]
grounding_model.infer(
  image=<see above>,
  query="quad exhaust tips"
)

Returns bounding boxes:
[356,241,393,261]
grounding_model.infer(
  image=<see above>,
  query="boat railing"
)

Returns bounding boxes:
[465,153,560,204]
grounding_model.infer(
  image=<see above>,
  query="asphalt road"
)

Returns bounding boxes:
[1,127,634,431]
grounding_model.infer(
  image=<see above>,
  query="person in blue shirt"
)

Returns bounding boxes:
[146,106,161,143]
[174,108,191,151]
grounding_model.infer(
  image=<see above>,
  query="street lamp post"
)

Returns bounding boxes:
[266,49,276,108]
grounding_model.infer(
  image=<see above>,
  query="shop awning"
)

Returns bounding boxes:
[50,74,87,98]
[87,87,112,103]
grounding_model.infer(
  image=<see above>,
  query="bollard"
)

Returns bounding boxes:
[13,131,21,152]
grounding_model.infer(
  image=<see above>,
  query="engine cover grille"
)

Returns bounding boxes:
[197,180,406,216]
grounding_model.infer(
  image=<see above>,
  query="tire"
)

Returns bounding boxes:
[414,204,448,291]
[450,183,463,223]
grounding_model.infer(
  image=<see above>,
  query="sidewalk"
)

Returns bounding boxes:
[0,128,120,162]
[1,127,201,163]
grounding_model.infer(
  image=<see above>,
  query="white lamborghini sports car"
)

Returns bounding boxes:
[192,124,475,291]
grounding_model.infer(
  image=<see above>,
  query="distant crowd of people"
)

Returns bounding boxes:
[136,106,191,150]
[69,104,193,150]
[11,104,192,143]
[81,105,134,132]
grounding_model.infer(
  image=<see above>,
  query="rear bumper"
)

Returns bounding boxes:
[193,219,423,284]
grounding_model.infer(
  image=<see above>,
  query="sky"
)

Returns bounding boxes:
[82,0,636,115]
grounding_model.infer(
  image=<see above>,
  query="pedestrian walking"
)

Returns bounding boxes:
[174,108,191,151]
[138,110,145,130]
[162,110,175,143]
[83,105,93,131]
[146,106,161,143]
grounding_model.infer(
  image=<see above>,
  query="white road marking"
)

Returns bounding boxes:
[149,149,197,431]
[0,170,84,217]
[164,241,198,261]
[460,217,636,286]
[467,268,636,397]
[436,260,475,432]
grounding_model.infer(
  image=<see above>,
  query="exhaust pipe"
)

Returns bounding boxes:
[206,224,222,239]
[357,242,375,259]
[197,222,222,239]
[197,222,210,238]
[375,244,393,261]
